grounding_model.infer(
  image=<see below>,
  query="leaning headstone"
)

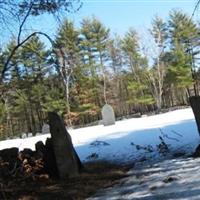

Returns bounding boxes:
[48,112,81,178]
[42,123,50,134]
[101,104,115,126]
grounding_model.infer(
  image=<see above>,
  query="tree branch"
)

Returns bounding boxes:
[0,31,56,83]
[192,0,200,18]
[18,2,33,44]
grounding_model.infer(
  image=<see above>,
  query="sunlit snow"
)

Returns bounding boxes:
[1,108,200,199]
[0,108,199,163]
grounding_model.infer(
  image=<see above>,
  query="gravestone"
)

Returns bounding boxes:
[42,123,50,134]
[101,104,115,126]
[27,133,32,137]
[48,112,81,178]
[21,133,27,139]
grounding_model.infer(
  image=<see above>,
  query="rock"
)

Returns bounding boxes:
[18,148,46,176]
[44,138,58,177]
[48,112,81,178]
[0,147,18,160]
[0,161,10,179]
[0,148,19,178]
[35,141,45,153]
[101,104,115,126]
[33,139,59,177]
[35,141,46,158]
[20,148,34,159]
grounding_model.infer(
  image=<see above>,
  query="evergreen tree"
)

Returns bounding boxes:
[9,36,49,135]
[168,10,199,96]
[107,36,127,116]
[80,16,110,105]
[121,29,153,112]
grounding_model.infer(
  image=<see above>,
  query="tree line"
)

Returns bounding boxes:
[0,9,200,139]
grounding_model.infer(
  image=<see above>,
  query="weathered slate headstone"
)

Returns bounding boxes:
[101,104,115,126]
[48,112,81,178]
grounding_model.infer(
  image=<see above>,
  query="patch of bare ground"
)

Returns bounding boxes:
[0,161,131,200]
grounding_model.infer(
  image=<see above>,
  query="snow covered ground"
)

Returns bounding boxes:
[0,108,199,163]
[1,107,200,199]
[88,157,200,200]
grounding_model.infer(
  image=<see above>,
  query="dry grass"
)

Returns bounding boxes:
[1,161,131,200]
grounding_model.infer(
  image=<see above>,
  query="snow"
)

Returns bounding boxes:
[1,107,200,199]
[88,157,200,200]
[0,108,199,163]
[67,107,199,163]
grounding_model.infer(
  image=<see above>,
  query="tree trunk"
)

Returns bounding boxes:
[48,112,82,178]
[189,96,200,135]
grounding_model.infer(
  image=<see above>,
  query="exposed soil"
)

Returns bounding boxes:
[0,161,131,200]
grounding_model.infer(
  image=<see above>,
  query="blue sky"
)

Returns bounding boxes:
[1,0,199,48]
[69,0,198,35]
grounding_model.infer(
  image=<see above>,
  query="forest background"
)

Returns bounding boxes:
[0,0,200,139]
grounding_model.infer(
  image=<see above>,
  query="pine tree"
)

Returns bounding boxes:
[80,16,110,105]
[121,29,153,112]
[107,36,127,116]
[5,36,50,135]
[168,10,198,97]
